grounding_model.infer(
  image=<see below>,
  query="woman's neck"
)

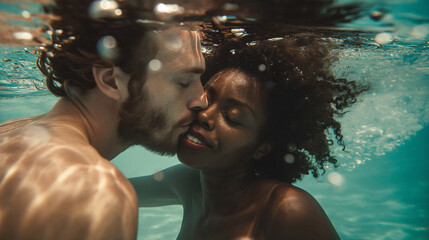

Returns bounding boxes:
[199,167,257,216]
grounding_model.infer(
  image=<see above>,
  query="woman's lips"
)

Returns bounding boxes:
[181,130,212,151]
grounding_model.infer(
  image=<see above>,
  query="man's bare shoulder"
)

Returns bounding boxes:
[0,116,43,135]
[0,122,138,240]
[0,121,102,167]
[260,182,340,240]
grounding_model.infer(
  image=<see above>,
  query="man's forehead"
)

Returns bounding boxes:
[153,28,205,72]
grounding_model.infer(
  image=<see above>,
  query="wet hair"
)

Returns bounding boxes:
[202,35,367,183]
[37,0,158,97]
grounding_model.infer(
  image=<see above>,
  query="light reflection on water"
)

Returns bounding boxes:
[0,0,428,239]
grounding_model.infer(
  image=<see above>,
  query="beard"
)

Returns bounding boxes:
[117,88,177,156]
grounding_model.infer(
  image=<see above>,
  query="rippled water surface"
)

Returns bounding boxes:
[0,0,428,239]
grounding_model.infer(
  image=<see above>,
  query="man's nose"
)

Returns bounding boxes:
[187,84,208,111]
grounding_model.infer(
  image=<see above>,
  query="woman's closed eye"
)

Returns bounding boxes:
[223,109,244,126]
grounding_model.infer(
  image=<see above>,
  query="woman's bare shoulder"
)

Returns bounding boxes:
[260,182,340,240]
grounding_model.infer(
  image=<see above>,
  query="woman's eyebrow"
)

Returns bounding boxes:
[226,98,256,118]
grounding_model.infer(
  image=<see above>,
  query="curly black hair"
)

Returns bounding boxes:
[36,0,159,97]
[202,34,367,183]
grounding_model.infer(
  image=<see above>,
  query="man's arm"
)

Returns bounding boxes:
[129,164,200,207]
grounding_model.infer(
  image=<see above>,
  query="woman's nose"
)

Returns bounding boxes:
[197,106,215,130]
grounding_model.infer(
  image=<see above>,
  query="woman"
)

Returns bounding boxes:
[130,35,365,239]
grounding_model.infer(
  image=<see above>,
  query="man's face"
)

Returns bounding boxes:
[118,28,207,155]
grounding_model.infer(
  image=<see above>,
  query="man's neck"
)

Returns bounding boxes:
[45,92,129,160]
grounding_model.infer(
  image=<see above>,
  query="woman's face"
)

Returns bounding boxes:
[177,69,268,172]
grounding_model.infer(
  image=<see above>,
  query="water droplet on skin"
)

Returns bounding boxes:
[327,172,344,186]
[148,59,162,71]
[284,154,295,164]
[375,32,394,45]
[12,31,33,41]
[258,64,266,72]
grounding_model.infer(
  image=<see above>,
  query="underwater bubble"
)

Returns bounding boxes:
[231,28,246,36]
[284,154,295,164]
[201,45,211,54]
[53,43,61,49]
[223,3,238,11]
[327,172,344,187]
[370,10,384,21]
[12,31,33,41]
[54,29,63,35]
[148,59,162,71]
[217,15,228,23]
[45,30,53,37]
[258,64,266,72]
[89,0,121,19]
[230,49,236,55]
[153,171,164,181]
[154,3,184,20]
[47,52,54,58]
[114,8,122,16]
[268,37,283,41]
[410,24,429,40]
[21,10,31,19]
[375,32,394,45]
[96,35,119,60]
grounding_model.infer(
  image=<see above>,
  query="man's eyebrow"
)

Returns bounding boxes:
[182,67,204,74]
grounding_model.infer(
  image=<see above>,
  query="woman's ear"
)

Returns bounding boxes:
[253,143,272,160]
[92,66,130,101]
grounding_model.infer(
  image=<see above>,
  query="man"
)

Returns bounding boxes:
[0,0,207,239]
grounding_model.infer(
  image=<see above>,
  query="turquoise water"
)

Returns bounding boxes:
[1,0,428,239]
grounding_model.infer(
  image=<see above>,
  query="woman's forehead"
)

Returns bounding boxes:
[207,69,267,109]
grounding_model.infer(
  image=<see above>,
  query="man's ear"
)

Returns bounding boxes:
[92,66,130,101]
[253,143,272,160]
